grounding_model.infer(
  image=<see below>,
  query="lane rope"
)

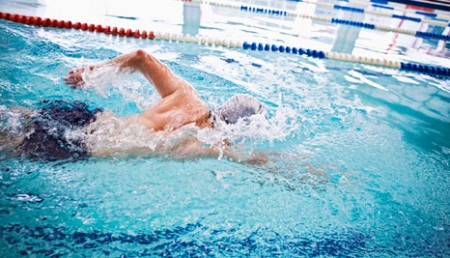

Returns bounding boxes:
[177,0,450,27]
[322,0,450,20]
[0,12,448,77]
[237,4,450,40]
[178,0,450,40]
[277,0,450,26]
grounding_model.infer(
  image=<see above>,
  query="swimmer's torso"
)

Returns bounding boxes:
[85,111,202,157]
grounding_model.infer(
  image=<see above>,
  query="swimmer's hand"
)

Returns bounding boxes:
[64,65,95,88]
[223,149,268,166]
[170,138,268,166]
[240,153,269,166]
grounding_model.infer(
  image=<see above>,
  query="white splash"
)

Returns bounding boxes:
[81,64,156,110]
[0,105,36,136]
[197,104,299,146]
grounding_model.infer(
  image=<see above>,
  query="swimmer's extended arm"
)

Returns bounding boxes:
[64,49,190,97]
[169,138,268,166]
[90,137,267,166]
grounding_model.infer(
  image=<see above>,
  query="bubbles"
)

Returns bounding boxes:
[85,113,200,158]
[8,193,43,203]
[198,104,299,147]
[0,105,36,141]
[81,64,158,110]
[81,64,120,95]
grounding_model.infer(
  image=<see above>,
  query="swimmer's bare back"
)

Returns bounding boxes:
[64,49,212,132]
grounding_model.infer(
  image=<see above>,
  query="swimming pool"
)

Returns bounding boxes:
[1,0,449,256]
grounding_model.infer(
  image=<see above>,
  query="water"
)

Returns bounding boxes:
[0,0,449,256]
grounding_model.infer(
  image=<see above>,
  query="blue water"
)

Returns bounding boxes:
[1,0,450,256]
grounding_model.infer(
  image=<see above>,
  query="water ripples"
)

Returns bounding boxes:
[1,12,450,257]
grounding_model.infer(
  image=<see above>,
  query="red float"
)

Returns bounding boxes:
[57,20,65,28]
[43,18,51,26]
[118,28,125,36]
[51,19,59,27]
[125,28,133,37]
[35,17,42,26]
[29,16,36,25]
[133,29,140,38]
[95,24,103,32]
[13,14,22,23]
[22,15,30,24]
[3,14,161,43]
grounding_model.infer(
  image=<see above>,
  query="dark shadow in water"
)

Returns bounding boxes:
[1,222,449,256]
[0,223,368,257]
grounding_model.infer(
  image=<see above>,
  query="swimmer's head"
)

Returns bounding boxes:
[212,94,265,125]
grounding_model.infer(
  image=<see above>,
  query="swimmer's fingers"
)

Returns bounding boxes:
[64,67,87,88]
[64,80,85,89]
[70,82,84,89]
[64,76,84,88]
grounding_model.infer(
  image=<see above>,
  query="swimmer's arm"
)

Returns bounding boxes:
[89,139,223,160]
[90,138,267,165]
[169,138,268,166]
[65,49,188,97]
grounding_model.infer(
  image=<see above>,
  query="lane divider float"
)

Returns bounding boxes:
[236,4,449,41]
[328,0,450,20]
[0,12,448,77]
[176,0,449,27]
[287,0,449,26]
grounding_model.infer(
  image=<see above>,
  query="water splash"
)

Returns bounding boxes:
[198,104,299,147]
[81,64,158,110]
[0,106,36,151]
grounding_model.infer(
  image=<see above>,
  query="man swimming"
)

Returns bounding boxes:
[1,50,266,164]
[65,49,264,131]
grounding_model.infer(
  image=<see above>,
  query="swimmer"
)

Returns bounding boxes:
[0,50,267,164]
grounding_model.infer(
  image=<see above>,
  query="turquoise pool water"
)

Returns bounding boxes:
[0,0,449,256]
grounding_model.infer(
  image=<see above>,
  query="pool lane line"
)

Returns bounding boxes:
[177,0,449,28]
[174,0,450,40]
[237,4,450,41]
[241,42,449,76]
[292,0,449,26]
[0,12,448,77]
[0,13,242,48]
[221,2,449,41]
[322,0,450,19]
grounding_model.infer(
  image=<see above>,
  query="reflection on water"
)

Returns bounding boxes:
[0,0,449,257]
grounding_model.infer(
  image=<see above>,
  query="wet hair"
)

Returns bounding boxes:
[212,94,265,124]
